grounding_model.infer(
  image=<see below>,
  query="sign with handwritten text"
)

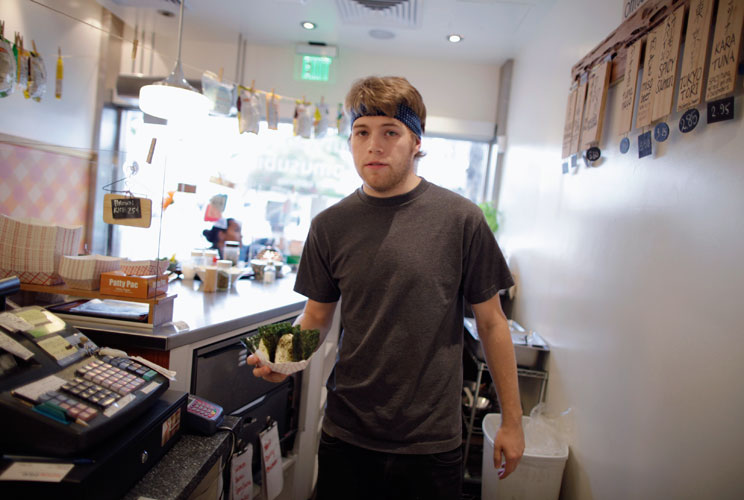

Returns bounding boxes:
[705,0,744,101]
[570,76,588,155]
[618,38,642,135]
[651,5,685,122]
[230,444,253,500]
[260,422,283,500]
[581,60,611,150]
[677,0,714,111]
[103,194,152,228]
[636,27,661,128]
[562,82,579,159]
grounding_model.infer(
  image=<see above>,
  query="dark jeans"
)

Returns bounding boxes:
[315,431,462,500]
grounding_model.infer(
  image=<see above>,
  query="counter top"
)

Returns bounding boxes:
[70,275,307,350]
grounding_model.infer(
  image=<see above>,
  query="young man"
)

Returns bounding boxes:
[248,76,524,499]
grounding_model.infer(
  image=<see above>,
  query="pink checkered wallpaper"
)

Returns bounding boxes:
[0,142,90,251]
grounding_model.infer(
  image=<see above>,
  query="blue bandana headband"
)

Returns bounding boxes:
[349,103,423,138]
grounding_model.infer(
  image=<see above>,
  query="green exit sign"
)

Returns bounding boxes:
[300,55,332,82]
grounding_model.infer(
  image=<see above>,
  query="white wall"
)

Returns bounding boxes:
[497,1,744,498]
[118,25,500,140]
[0,0,102,149]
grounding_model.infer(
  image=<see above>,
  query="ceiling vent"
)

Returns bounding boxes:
[335,0,422,29]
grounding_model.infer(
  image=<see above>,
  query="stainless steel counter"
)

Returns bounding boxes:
[72,274,307,351]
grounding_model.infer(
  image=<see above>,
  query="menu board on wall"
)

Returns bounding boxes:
[677,0,715,111]
[636,27,662,128]
[562,82,579,159]
[705,0,744,101]
[569,74,588,155]
[618,38,643,135]
[581,60,611,150]
[651,5,685,122]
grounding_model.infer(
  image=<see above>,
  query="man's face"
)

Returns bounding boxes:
[350,115,421,197]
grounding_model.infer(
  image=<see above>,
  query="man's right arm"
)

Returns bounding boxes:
[247,298,338,383]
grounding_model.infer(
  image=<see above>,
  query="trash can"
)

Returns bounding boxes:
[482,413,568,500]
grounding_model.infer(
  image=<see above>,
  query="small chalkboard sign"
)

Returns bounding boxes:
[103,194,152,228]
[638,131,653,159]
[707,96,735,124]
[586,146,601,162]
[112,197,142,219]
[653,122,670,143]
[679,108,700,133]
[619,137,630,154]
[562,161,569,174]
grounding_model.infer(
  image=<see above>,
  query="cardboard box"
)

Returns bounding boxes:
[99,272,168,299]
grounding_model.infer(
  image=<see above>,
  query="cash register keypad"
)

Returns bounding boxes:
[75,359,146,395]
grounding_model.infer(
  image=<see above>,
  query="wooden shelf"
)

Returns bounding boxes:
[19,283,176,325]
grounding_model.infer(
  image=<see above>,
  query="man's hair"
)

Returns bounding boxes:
[345,76,427,135]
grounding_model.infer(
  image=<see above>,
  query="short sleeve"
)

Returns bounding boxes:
[294,220,341,303]
[461,216,514,305]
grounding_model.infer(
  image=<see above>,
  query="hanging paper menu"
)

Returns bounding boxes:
[651,6,685,122]
[618,39,642,135]
[677,0,714,111]
[569,74,588,155]
[636,27,662,128]
[705,0,744,101]
[561,82,579,159]
[581,60,611,150]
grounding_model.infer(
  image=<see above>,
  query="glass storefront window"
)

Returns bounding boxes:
[108,110,490,264]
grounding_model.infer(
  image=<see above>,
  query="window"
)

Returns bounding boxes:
[107,111,491,263]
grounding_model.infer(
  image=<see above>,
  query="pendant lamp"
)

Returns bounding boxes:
[138,0,209,120]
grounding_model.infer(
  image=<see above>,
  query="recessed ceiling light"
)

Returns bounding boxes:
[447,34,463,43]
[301,21,316,30]
[369,29,395,40]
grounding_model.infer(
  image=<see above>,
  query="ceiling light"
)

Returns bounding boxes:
[139,0,209,120]
[301,21,316,30]
[369,29,395,40]
[447,34,463,43]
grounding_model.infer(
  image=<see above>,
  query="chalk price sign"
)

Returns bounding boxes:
[111,198,142,219]
[707,96,734,124]
[679,108,700,133]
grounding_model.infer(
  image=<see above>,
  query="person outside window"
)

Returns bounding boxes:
[247,76,524,500]
[202,217,242,260]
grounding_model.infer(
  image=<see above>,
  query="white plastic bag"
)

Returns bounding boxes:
[238,88,260,134]
[293,101,312,138]
[266,93,279,130]
[201,70,235,116]
[523,403,572,457]
[314,101,330,138]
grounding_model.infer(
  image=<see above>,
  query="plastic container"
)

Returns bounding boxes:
[482,414,568,500]
[223,241,240,266]
[216,260,232,291]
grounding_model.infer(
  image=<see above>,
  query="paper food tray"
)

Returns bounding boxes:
[0,215,83,285]
[252,348,314,375]
[59,255,122,290]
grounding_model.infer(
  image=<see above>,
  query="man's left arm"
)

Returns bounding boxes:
[471,293,525,479]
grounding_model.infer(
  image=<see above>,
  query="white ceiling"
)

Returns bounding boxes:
[98,0,556,65]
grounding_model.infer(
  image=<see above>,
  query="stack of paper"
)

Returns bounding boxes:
[59,255,122,290]
[0,215,83,285]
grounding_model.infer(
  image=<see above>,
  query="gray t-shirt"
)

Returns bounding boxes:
[294,178,513,454]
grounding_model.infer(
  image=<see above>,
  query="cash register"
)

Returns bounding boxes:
[0,276,187,499]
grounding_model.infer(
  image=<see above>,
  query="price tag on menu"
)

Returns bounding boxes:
[707,96,735,124]
[230,444,253,500]
[679,108,700,133]
[259,422,283,500]
[638,131,653,159]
